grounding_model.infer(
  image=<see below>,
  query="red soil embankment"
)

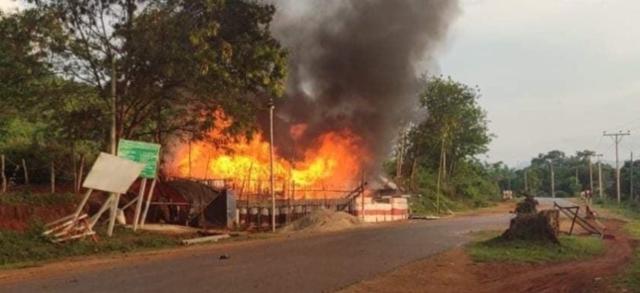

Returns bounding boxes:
[0,204,75,231]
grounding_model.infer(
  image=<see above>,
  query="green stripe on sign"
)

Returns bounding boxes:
[117,139,161,178]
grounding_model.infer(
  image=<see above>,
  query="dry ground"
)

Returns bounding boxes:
[341,214,635,293]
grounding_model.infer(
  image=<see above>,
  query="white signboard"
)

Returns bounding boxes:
[82,152,144,194]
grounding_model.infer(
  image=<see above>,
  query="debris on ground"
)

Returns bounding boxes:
[136,224,201,235]
[280,208,362,233]
[181,234,230,245]
[409,215,440,220]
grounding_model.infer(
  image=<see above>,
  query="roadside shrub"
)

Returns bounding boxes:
[0,191,76,206]
[0,225,180,267]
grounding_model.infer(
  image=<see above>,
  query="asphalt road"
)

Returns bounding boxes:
[1,213,512,293]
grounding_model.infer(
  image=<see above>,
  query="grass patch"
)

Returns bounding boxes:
[0,225,182,269]
[620,248,640,292]
[594,199,640,292]
[468,232,604,263]
[0,191,77,206]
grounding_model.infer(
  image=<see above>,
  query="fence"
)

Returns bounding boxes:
[0,153,89,194]
[168,176,364,202]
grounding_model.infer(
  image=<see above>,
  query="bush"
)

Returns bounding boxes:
[0,225,181,268]
[404,160,500,215]
[0,191,77,206]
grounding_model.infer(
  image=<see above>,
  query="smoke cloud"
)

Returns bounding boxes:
[267,0,459,171]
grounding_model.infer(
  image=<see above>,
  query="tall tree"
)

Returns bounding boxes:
[405,76,492,175]
[23,0,288,146]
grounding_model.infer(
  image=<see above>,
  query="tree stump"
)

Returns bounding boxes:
[502,209,560,244]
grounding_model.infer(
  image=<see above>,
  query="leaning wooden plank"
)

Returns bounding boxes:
[89,195,114,228]
[44,214,88,236]
[72,189,93,221]
[52,231,96,243]
[140,177,158,227]
[45,214,75,228]
[60,213,90,235]
[133,178,148,231]
[121,197,138,211]
[181,234,230,245]
[43,220,74,235]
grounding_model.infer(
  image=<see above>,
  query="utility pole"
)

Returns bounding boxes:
[604,130,631,204]
[268,99,276,232]
[631,151,635,201]
[597,154,604,199]
[588,154,594,195]
[110,57,117,154]
[524,169,529,193]
[107,56,118,237]
[549,160,555,198]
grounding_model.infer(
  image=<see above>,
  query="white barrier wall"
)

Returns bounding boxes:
[351,196,408,223]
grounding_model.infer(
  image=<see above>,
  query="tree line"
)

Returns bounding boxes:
[504,150,639,202]
[390,76,502,213]
[1,0,287,187]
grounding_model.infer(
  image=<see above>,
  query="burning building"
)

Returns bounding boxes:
[156,0,458,227]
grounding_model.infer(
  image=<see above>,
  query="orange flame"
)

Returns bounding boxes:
[166,111,369,198]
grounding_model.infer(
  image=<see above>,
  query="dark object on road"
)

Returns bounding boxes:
[219,254,230,260]
[502,209,560,244]
[515,194,538,215]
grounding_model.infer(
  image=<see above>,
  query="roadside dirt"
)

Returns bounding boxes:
[0,204,75,231]
[341,218,635,293]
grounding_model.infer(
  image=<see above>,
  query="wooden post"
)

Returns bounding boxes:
[107,193,121,237]
[188,140,192,178]
[76,155,85,193]
[21,159,29,185]
[50,161,55,193]
[361,191,365,221]
[132,178,147,231]
[569,207,578,235]
[140,177,157,226]
[1,154,6,193]
[72,188,93,221]
[89,195,113,228]
[73,152,78,193]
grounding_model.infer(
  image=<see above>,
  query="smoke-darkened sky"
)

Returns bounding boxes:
[270,0,459,167]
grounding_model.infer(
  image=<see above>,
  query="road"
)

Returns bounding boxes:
[0,213,512,293]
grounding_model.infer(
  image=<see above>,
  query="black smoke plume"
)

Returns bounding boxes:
[265,0,459,171]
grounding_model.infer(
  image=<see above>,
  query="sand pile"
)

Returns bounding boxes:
[281,208,362,233]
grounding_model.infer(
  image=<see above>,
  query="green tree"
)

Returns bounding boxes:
[404,76,492,176]
[20,0,287,146]
[396,77,496,213]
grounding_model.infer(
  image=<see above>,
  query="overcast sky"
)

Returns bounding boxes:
[3,0,639,167]
[438,0,640,167]
[0,0,17,11]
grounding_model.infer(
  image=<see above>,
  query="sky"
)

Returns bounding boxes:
[0,0,17,12]
[438,0,640,167]
[2,0,639,168]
